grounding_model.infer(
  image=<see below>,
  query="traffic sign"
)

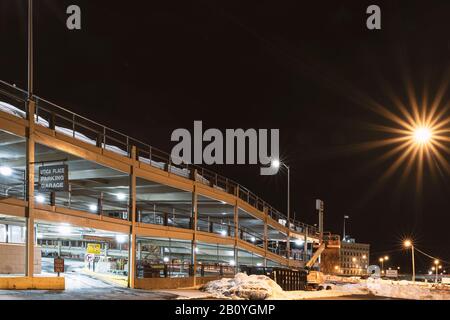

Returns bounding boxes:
[85,253,95,262]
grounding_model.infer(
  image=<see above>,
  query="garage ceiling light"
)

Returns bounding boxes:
[0,166,12,176]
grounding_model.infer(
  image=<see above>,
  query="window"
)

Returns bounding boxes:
[0,224,6,242]
[9,225,25,243]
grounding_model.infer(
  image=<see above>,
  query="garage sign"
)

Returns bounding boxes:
[38,164,69,192]
[86,243,101,255]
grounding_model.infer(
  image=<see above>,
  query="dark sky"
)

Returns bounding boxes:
[1,0,450,272]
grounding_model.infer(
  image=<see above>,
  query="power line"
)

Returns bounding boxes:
[415,247,450,266]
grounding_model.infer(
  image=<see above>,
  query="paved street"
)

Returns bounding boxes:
[0,258,178,300]
[309,294,401,300]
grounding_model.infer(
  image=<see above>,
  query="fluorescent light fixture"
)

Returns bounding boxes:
[220,230,227,236]
[256,263,263,267]
[0,166,12,176]
[116,234,127,243]
[116,193,126,201]
[229,260,236,266]
[163,257,169,263]
[35,194,45,203]
[89,204,98,212]
[57,224,72,236]
[295,239,304,246]
[250,237,256,242]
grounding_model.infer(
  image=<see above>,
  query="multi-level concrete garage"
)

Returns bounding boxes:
[0,80,320,290]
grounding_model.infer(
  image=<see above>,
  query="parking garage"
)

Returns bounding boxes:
[0,81,321,290]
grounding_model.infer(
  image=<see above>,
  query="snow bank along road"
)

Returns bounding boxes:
[196,273,450,300]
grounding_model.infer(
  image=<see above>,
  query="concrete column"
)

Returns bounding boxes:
[137,242,141,261]
[128,146,137,288]
[191,183,198,283]
[263,207,268,267]
[304,227,308,263]
[233,200,239,273]
[57,240,62,257]
[286,229,291,267]
[26,99,35,277]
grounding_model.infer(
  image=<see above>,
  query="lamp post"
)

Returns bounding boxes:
[271,159,291,258]
[404,240,415,283]
[433,260,441,283]
[379,257,384,274]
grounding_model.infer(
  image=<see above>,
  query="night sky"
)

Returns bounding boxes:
[1,0,450,272]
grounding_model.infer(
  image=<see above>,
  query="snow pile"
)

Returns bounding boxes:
[340,277,450,300]
[201,273,288,300]
[326,275,361,284]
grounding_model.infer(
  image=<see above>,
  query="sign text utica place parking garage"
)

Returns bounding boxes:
[38,164,69,192]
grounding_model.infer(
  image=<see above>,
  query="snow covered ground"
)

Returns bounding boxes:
[195,273,450,300]
[198,273,354,300]
[339,277,450,300]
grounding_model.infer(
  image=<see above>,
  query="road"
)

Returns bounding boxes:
[309,294,401,300]
[0,258,178,300]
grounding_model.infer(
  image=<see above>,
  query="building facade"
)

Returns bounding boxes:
[339,238,370,276]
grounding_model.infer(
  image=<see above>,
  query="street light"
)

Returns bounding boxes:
[383,255,389,269]
[271,159,291,258]
[404,239,415,283]
[271,159,291,257]
[433,260,441,283]
[413,127,433,145]
[379,257,385,274]
[270,159,290,226]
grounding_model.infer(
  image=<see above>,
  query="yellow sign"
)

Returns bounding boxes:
[86,243,101,255]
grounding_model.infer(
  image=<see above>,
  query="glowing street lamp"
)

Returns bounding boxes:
[433,259,441,283]
[404,239,415,283]
[413,127,433,145]
[271,159,291,258]
[270,159,290,226]
[379,257,385,274]
[383,255,389,269]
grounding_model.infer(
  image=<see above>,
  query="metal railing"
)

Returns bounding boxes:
[33,183,130,221]
[197,217,236,238]
[0,80,319,235]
